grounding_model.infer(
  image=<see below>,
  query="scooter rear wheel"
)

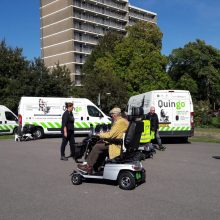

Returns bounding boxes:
[118,171,136,190]
[71,173,82,185]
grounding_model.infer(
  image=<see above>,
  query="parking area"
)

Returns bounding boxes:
[0,138,220,220]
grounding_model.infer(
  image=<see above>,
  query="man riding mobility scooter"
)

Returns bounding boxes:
[71,108,146,190]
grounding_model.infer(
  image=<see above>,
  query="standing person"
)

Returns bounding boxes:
[145,106,166,151]
[60,102,75,161]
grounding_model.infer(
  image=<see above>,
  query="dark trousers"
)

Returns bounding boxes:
[60,130,75,157]
[87,143,108,166]
[155,130,162,146]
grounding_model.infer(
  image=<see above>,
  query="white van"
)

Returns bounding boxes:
[18,97,111,138]
[127,90,194,139]
[0,105,18,135]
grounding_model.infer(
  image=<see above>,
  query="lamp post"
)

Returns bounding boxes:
[106,93,111,112]
[97,93,101,108]
[97,92,111,110]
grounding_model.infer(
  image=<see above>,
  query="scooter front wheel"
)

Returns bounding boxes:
[71,173,82,185]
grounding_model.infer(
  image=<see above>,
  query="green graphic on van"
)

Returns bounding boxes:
[25,121,110,129]
[159,126,190,131]
[75,107,82,112]
[0,125,16,131]
[158,100,185,110]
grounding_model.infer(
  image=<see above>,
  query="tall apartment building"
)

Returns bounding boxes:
[40,0,157,86]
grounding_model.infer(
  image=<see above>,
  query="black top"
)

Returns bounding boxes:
[61,110,74,133]
[145,112,159,131]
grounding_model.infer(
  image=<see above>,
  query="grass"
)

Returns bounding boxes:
[189,137,220,144]
[189,127,220,143]
[0,135,14,140]
[195,127,220,133]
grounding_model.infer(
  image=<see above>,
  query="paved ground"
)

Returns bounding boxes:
[0,137,220,220]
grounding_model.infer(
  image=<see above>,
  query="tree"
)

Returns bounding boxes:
[82,22,171,112]
[0,40,72,112]
[49,64,72,97]
[82,32,127,113]
[112,21,170,96]
[168,39,220,107]
[0,40,29,111]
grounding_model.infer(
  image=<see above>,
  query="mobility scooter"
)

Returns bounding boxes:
[15,124,38,141]
[71,115,146,190]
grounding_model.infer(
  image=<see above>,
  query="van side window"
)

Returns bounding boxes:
[5,111,16,121]
[87,106,102,117]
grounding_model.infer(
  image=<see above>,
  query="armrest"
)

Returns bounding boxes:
[101,138,123,145]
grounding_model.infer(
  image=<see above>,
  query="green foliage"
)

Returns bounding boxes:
[82,32,127,113]
[175,74,198,95]
[113,22,170,96]
[193,100,212,127]
[0,40,29,111]
[211,116,220,128]
[49,64,72,96]
[168,39,220,106]
[0,40,72,113]
[82,22,171,112]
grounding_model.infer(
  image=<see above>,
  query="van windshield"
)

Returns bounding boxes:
[87,106,102,117]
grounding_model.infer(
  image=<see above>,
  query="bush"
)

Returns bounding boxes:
[211,116,220,128]
[194,100,211,127]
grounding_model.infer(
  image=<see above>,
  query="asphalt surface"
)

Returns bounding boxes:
[0,137,220,220]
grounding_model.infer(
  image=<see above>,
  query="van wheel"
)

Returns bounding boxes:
[181,137,188,143]
[13,127,18,134]
[34,128,44,139]
[118,171,136,190]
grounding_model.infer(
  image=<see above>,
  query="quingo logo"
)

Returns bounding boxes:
[158,100,185,110]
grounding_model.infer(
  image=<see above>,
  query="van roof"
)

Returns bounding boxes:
[0,105,9,108]
[0,105,12,111]
[19,97,95,105]
[128,90,191,101]
[20,96,89,99]
[20,97,90,101]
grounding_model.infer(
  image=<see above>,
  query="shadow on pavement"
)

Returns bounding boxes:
[155,137,191,145]
[212,156,220,159]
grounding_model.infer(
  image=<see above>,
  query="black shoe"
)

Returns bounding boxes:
[159,146,166,151]
[60,156,68,161]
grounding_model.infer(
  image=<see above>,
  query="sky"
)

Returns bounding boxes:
[0,0,219,60]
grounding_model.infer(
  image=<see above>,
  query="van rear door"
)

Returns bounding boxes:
[171,91,191,137]
[154,90,192,137]
[153,91,173,136]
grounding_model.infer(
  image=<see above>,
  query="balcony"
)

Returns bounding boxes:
[73,3,127,22]
[74,50,91,55]
[73,16,126,32]
[129,14,156,24]
[79,0,128,12]
[74,27,105,36]
[74,39,98,45]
